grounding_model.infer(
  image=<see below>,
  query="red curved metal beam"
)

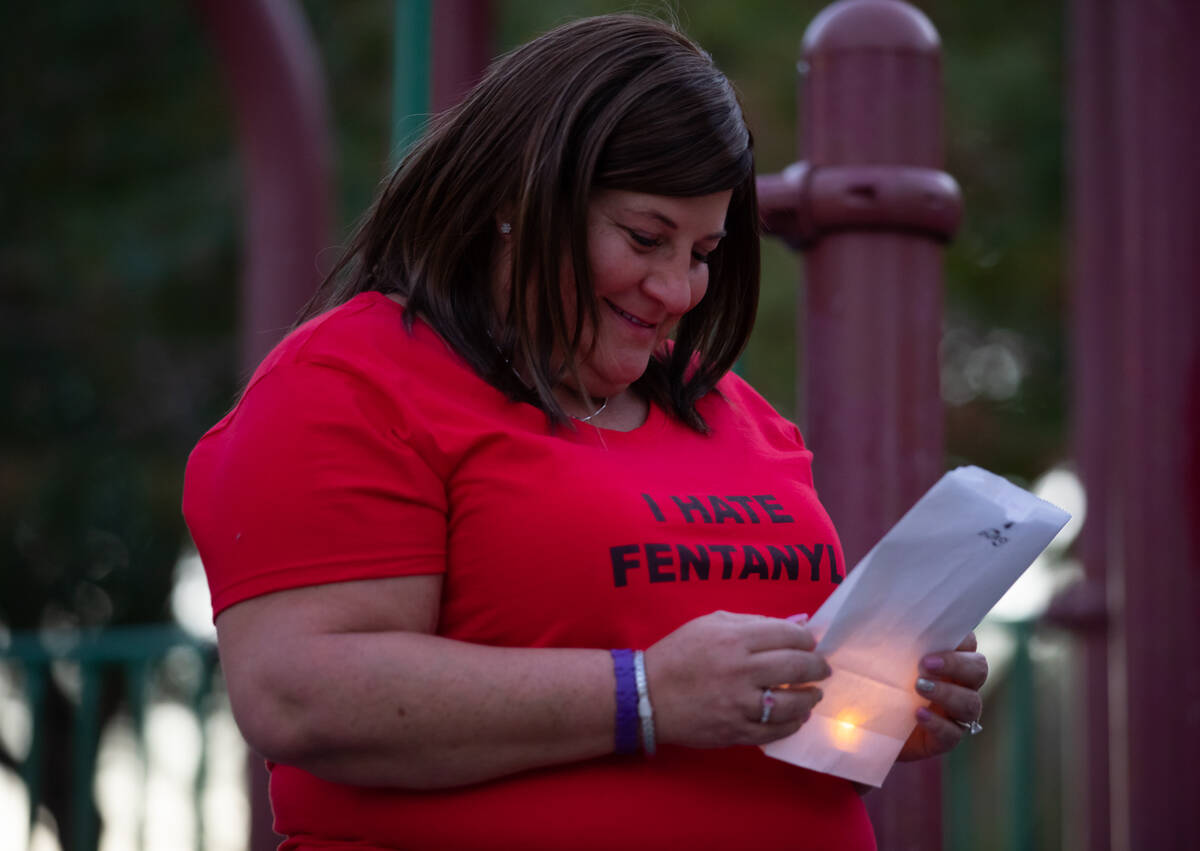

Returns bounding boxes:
[195,0,334,375]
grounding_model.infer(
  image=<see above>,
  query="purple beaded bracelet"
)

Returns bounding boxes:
[610,649,639,754]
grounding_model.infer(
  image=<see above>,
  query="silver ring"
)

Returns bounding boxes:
[759,688,776,724]
[956,719,983,736]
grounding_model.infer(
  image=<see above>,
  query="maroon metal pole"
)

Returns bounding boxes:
[798,0,950,570]
[759,1,960,847]
[431,0,493,113]
[1052,0,1118,847]
[196,0,334,376]
[1065,1,1200,848]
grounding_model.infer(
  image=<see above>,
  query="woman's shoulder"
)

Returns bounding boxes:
[704,370,810,453]
[205,292,476,449]
[189,292,473,487]
[249,291,454,386]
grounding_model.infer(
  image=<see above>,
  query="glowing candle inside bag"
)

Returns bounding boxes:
[832,713,863,750]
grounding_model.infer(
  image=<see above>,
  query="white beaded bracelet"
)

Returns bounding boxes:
[632,649,656,756]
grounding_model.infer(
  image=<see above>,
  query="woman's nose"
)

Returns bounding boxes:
[643,260,697,315]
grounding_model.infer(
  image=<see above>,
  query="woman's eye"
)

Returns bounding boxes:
[626,230,660,249]
[692,250,712,265]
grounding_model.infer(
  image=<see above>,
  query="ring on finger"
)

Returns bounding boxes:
[760,688,776,724]
[955,718,983,736]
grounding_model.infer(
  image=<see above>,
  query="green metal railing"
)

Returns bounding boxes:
[2,617,1054,850]
[2,625,219,851]
[944,618,1051,851]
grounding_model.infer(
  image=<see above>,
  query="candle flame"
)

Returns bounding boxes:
[832,712,864,749]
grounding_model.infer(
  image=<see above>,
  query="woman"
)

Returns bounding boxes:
[184,14,986,850]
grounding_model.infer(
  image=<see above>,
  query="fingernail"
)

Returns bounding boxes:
[922,655,945,672]
[813,688,824,703]
[917,707,934,723]
[916,677,936,695]
[787,613,809,624]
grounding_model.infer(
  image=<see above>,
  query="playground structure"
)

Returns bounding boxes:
[3,1,1197,848]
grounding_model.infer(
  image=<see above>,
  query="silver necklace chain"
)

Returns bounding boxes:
[571,396,609,423]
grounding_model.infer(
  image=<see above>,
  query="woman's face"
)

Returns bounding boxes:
[568,188,732,399]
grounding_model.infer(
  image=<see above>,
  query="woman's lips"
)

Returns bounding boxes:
[606,299,656,329]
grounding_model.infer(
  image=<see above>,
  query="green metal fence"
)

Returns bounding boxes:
[1,625,219,851]
[944,618,1067,851]
[1,617,1058,850]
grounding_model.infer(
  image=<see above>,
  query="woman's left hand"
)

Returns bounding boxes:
[897,632,988,762]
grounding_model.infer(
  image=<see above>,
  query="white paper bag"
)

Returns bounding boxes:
[762,466,1070,786]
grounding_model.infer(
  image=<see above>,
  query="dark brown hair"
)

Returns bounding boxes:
[302,14,759,431]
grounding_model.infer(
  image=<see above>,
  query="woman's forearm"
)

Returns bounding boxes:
[229,629,615,788]
[216,579,830,789]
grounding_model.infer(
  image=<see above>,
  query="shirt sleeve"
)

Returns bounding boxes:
[183,360,448,619]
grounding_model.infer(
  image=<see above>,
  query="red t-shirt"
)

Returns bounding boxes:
[184,292,876,850]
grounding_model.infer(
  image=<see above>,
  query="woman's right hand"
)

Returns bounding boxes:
[644,610,830,749]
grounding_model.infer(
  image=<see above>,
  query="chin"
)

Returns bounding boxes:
[578,345,662,396]
[595,367,651,397]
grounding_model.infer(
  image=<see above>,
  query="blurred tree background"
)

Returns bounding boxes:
[0,0,1063,843]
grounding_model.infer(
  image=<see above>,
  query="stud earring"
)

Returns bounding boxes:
[499,222,512,234]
